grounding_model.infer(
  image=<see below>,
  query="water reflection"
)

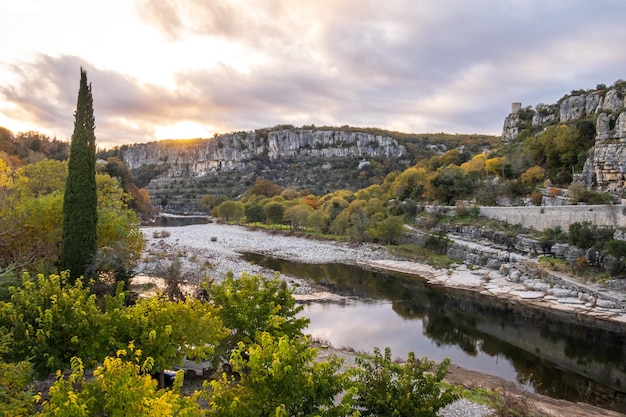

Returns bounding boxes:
[244,252,626,412]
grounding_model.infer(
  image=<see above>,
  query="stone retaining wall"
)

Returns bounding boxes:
[425,205,626,231]
[478,205,626,231]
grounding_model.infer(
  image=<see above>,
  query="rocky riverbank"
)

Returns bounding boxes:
[138,222,626,328]
[136,222,390,294]
[135,222,626,416]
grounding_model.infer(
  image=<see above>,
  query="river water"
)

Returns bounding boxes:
[244,253,626,413]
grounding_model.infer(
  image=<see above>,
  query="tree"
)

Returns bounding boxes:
[353,347,459,416]
[264,201,285,226]
[329,210,350,235]
[349,205,370,242]
[207,272,309,350]
[115,295,226,388]
[0,158,143,284]
[201,194,227,212]
[60,67,98,281]
[519,165,545,187]
[604,239,626,276]
[367,216,405,244]
[0,157,13,189]
[103,157,152,220]
[249,178,283,197]
[389,167,426,201]
[320,194,350,224]
[306,209,328,235]
[90,173,144,289]
[485,156,506,177]
[300,194,320,209]
[460,153,487,175]
[427,165,473,205]
[0,161,66,273]
[244,202,265,223]
[215,200,245,222]
[283,204,313,230]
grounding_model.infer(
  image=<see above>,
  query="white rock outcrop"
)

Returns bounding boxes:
[122,129,406,179]
[501,81,626,194]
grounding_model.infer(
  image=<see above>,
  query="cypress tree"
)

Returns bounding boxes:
[60,67,98,281]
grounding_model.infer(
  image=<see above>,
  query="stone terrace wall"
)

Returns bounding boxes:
[425,205,626,231]
[478,205,626,231]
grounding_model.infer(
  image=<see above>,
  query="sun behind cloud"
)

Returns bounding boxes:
[154,121,215,141]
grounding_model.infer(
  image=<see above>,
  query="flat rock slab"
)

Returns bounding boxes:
[509,290,545,299]
[556,297,585,305]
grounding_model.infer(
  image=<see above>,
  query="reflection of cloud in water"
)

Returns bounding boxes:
[300,299,524,387]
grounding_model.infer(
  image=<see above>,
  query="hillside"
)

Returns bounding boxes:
[4,79,626,213]
[104,127,495,211]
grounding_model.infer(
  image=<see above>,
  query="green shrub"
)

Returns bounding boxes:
[353,347,460,416]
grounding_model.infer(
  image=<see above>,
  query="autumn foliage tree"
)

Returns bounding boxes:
[60,68,98,281]
[0,158,142,285]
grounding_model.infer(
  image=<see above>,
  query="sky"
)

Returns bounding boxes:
[1,0,625,149]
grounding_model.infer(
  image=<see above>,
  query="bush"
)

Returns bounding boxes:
[569,222,614,250]
[353,347,459,416]
[205,333,352,417]
[539,226,567,248]
[425,231,450,255]
[206,273,309,350]
[529,190,543,206]
[455,203,480,217]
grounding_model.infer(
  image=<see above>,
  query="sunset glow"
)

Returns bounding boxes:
[1,0,625,148]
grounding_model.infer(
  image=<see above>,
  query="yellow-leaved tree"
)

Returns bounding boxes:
[0,158,143,285]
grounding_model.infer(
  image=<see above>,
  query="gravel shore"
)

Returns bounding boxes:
[137,222,391,288]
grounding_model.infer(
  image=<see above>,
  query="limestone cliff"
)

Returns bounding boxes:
[122,128,405,179]
[501,80,626,193]
[118,128,410,206]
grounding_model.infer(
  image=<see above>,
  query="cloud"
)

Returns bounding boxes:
[1,0,626,147]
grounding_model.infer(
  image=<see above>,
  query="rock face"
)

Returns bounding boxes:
[122,128,406,179]
[501,81,626,194]
[501,106,520,142]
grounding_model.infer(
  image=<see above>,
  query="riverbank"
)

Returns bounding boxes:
[138,222,626,329]
[136,222,626,416]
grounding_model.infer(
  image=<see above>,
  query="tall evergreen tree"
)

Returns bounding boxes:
[60,67,98,281]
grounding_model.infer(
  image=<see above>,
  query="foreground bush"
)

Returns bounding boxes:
[353,347,460,416]
[204,332,356,417]
[1,271,462,416]
[36,347,201,417]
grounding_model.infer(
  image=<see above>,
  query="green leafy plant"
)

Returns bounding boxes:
[353,347,460,416]
[207,272,309,351]
[36,346,201,417]
[205,333,356,417]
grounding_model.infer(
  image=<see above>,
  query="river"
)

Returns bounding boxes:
[244,253,626,413]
